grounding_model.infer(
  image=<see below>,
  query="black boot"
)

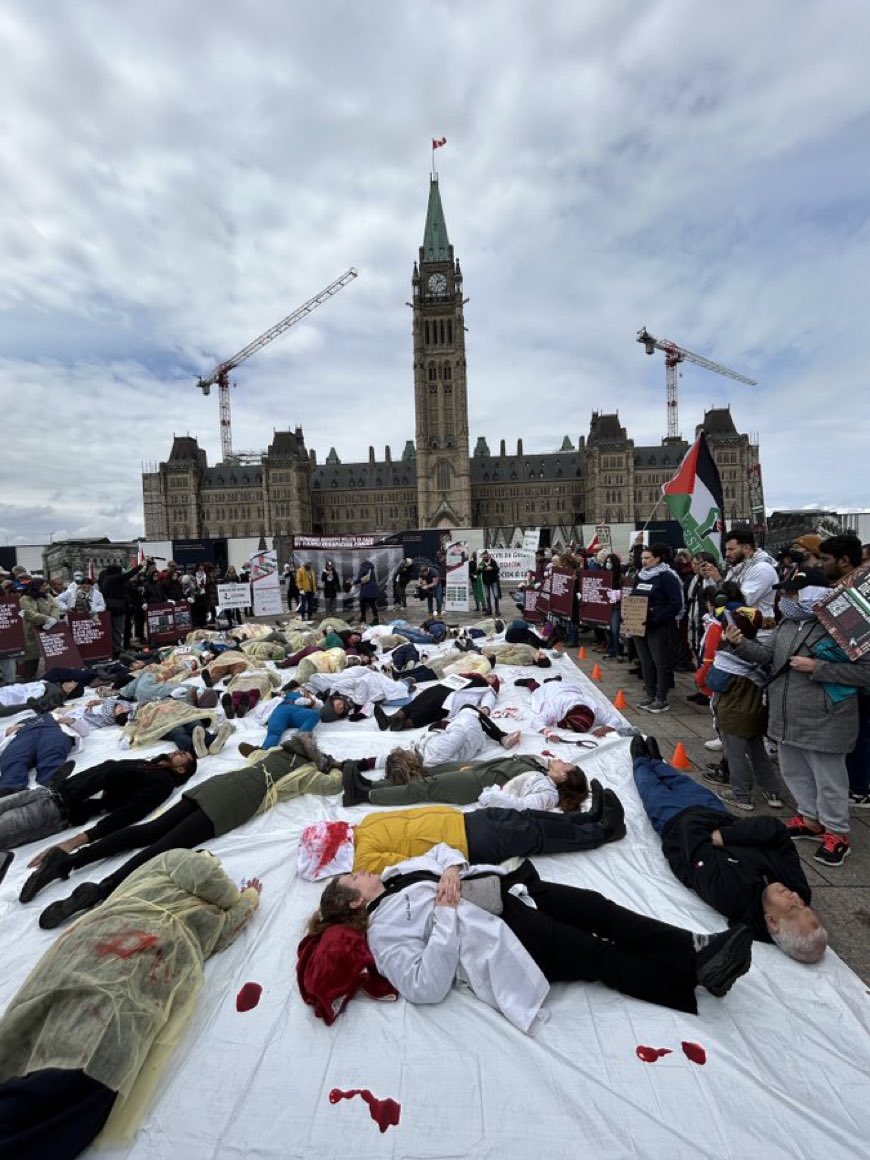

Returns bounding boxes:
[221,693,235,719]
[629,734,650,761]
[49,760,76,785]
[600,790,626,842]
[694,925,753,997]
[373,704,390,731]
[20,847,75,904]
[341,761,372,807]
[0,850,13,886]
[39,881,109,930]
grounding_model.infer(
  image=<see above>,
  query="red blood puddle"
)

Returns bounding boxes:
[542,750,556,758]
[236,982,263,1012]
[681,1040,707,1065]
[636,1045,673,1063]
[95,931,159,959]
[329,1088,401,1133]
[313,821,353,875]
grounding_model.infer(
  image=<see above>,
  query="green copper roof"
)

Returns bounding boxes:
[422,178,450,261]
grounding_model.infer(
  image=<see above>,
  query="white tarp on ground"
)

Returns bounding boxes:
[1,648,869,1159]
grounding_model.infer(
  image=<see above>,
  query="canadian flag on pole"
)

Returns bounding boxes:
[432,137,447,149]
[137,543,146,566]
[88,558,97,581]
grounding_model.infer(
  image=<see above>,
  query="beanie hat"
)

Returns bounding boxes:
[298,820,355,881]
[793,534,822,556]
[319,696,347,723]
[558,704,595,733]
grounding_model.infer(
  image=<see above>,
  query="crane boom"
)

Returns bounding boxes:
[637,327,756,440]
[197,267,359,460]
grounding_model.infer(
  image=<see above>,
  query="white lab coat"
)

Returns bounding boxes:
[414,708,488,765]
[529,682,623,732]
[477,770,559,812]
[368,844,549,1035]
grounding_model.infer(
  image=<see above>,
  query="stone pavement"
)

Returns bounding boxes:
[280,593,870,984]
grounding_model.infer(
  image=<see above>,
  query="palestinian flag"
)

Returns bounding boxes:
[662,433,725,563]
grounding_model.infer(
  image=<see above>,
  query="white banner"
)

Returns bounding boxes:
[522,528,540,553]
[217,582,252,610]
[488,548,536,583]
[249,549,283,616]
[444,541,471,613]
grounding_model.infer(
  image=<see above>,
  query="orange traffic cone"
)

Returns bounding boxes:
[671,741,693,771]
[613,689,627,710]
[578,646,588,659]
[591,663,603,681]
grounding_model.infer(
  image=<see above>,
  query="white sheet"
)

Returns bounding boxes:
[1,651,868,1159]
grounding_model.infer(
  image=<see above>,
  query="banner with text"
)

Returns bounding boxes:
[488,548,536,584]
[250,549,283,617]
[146,603,193,646]
[69,612,113,662]
[578,569,613,626]
[548,567,576,619]
[217,583,252,610]
[36,623,84,669]
[444,541,471,613]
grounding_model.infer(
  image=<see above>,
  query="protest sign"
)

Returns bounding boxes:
[621,595,649,638]
[36,623,83,669]
[217,583,252,610]
[250,550,283,616]
[578,570,612,626]
[69,612,113,662]
[548,568,576,618]
[0,597,25,657]
[146,603,193,645]
[816,565,870,660]
[444,541,470,613]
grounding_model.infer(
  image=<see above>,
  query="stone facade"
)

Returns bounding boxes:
[143,178,764,543]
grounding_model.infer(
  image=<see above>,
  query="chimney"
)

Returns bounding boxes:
[385,445,392,463]
[517,438,523,455]
[499,439,506,457]
[368,446,376,465]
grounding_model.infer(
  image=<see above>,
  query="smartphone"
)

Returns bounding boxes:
[723,609,736,627]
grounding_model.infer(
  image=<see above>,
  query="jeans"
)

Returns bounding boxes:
[263,696,320,748]
[606,606,623,657]
[0,717,74,791]
[0,785,66,848]
[633,755,728,836]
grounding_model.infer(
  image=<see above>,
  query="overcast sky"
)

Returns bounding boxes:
[1,0,868,546]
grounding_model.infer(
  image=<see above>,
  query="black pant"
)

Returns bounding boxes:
[634,621,678,702]
[464,806,605,862]
[165,718,214,755]
[359,596,379,624]
[505,626,546,649]
[499,868,698,1013]
[70,798,215,894]
[0,1068,117,1160]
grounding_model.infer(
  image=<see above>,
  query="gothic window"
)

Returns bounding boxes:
[439,320,446,344]
[428,363,437,381]
[424,321,430,344]
[443,363,451,380]
[436,461,451,491]
[447,319,453,344]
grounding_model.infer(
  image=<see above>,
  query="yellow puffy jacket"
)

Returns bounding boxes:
[353,806,469,874]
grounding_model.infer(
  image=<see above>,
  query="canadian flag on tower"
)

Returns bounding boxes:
[432,137,447,149]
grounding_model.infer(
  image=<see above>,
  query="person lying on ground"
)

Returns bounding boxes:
[0,716,79,796]
[0,750,195,871]
[379,705,522,781]
[481,642,553,668]
[0,849,261,1160]
[259,688,350,749]
[307,850,752,1032]
[373,673,500,732]
[516,676,624,737]
[297,792,626,880]
[304,667,413,716]
[20,736,348,926]
[631,734,826,960]
[0,679,85,718]
[389,648,492,684]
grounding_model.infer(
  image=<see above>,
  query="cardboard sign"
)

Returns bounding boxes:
[523,586,545,623]
[548,567,576,618]
[36,623,84,668]
[0,597,26,658]
[578,569,613,626]
[217,583,252,610]
[69,612,113,662]
[595,524,613,552]
[146,602,193,645]
[816,565,870,660]
[621,594,649,638]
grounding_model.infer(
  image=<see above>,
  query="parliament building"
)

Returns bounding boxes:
[142,177,763,546]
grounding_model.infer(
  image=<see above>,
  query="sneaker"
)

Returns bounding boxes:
[637,696,655,710]
[704,738,723,752]
[763,791,784,809]
[208,722,235,756]
[785,815,824,841]
[192,726,210,759]
[694,925,753,997]
[702,766,730,787]
[813,833,851,867]
[646,699,670,714]
[718,788,753,811]
[849,792,870,809]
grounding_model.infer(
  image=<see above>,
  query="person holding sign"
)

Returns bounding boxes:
[630,544,684,714]
[19,579,64,681]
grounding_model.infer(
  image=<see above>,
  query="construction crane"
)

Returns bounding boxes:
[636,327,757,441]
[197,267,359,461]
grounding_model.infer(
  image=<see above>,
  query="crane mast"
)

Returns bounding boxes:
[197,267,359,461]
[637,327,757,440]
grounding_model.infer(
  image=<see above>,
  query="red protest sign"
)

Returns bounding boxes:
[548,567,576,618]
[146,603,193,645]
[36,623,84,669]
[0,597,26,658]
[578,569,613,626]
[69,612,114,662]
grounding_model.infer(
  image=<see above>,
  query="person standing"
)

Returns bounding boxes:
[630,543,683,714]
[18,579,64,680]
[296,562,316,620]
[355,559,380,625]
[100,563,144,658]
[479,552,501,616]
[392,559,414,609]
[321,560,341,618]
[417,565,442,617]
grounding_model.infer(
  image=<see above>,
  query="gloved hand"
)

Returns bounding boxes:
[42,617,58,631]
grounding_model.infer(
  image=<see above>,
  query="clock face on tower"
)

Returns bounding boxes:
[427,272,447,294]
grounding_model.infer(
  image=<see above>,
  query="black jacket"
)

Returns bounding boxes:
[101,565,143,612]
[661,808,811,941]
[53,759,180,841]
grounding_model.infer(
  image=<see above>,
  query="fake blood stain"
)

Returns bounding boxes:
[95,931,159,959]
[313,821,353,875]
[636,1045,673,1063]
[329,1088,401,1133]
[236,982,263,1012]
[681,1041,707,1065]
